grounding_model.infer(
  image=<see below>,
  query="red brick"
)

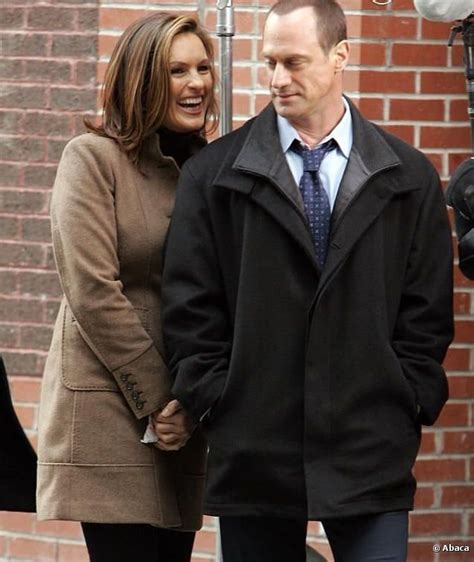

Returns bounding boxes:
[441,485,474,507]
[0,7,26,29]
[469,512,474,535]
[9,376,42,402]
[422,19,452,40]
[233,92,252,116]
[57,542,88,562]
[0,33,48,57]
[14,403,36,428]
[21,217,53,242]
[0,162,23,187]
[9,536,56,560]
[35,520,83,540]
[234,66,252,89]
[454,320,474,343]
[450,99,470,122]
[0,512,35,534]
[414,486,435,509]
[449,376,474,399]
[0,110,24,133]
[348,15,417,40]
[0,271,18,295]
[0,242,46,268]
[353,97,384,120]
[454,292,471,315]
[18,271,61,297]
[99,8,146,30]
[381,124,414,145]
[392,44,448,67]
[346,70,416,94]
[407,540,435,562]
[24,60,72,84]
[1,84,48,109]
[389,99,444,122]
[420,72,467,95]
[193,529,217,553]
[0,324,19,347]
[27,7,76,31]
[420,126,471,150]
[419,430,436,454]
[52,34,97,58]
[437,402,470,427]
[443,430,474,454]
[410,511,462,535]
[98,33,118,57]
[0,136,46,162]
[233,39,253,62]
[414,458,466,481]
[50,87,97,111]
[349,42,386,66]
[20,325,54,351]
[2,350,44,376]
[0,216,20,240]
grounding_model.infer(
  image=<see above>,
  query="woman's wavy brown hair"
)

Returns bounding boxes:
[85,13,218,166]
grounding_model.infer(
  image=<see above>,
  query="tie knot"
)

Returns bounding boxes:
[292,138,336,173]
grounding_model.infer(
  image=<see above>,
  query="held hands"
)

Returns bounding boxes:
[152,399,195,451]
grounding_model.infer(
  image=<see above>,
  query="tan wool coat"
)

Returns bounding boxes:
[37,133,206,529]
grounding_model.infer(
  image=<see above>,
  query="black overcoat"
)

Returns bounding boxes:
[162,101,454,519]
[0,356,37,512]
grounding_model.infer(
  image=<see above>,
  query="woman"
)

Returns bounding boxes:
[36,13,218,562]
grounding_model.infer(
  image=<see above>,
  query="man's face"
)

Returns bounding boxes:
[262,7,347,125]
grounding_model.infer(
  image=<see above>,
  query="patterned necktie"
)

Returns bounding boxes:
[292,139,336,268]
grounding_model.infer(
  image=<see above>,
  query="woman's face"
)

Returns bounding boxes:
[163,32,213,133]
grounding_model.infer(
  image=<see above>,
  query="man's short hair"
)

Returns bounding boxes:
[267,0,347,54]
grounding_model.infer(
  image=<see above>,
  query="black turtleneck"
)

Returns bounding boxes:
[158,128,207,169]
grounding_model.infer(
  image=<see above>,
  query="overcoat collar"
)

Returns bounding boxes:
[214,99,418,284]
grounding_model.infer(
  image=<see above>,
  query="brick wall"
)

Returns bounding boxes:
[0,0,473,561]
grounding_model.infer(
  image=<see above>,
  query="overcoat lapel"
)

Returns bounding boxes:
[317,101,419,298]
[215,104,321,273]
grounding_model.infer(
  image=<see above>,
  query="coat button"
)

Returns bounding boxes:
[136,400,144,410]
[126,382,134,390]
[120,373,130,382]
[132,391,139,400]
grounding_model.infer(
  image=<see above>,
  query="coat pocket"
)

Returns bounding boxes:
[61,304,119,392]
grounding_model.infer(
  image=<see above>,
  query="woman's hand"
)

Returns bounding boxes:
[152,399,195,451]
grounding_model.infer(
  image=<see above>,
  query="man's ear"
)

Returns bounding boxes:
[333,40,349,73]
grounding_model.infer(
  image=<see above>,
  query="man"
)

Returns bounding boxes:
[160,1,454,560]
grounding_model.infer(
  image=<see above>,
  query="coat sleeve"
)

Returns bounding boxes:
[51,136,171,419]
[161,163,232,424]
[392,165,454,426]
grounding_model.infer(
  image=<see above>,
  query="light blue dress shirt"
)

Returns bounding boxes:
[277,97,353,211]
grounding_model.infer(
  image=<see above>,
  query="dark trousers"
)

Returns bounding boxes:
[81,522,195,562]
[219,511,408,562]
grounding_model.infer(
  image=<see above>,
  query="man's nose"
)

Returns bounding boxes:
[271,63,291,89]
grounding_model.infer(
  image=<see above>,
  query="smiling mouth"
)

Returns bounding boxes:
[178,97,205,113]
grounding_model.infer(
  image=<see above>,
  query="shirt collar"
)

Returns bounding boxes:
[277,97,353,159]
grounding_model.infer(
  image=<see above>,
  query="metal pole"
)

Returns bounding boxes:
[216,0,235,136]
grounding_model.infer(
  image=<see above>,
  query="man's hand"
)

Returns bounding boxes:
[152,399,195,451]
